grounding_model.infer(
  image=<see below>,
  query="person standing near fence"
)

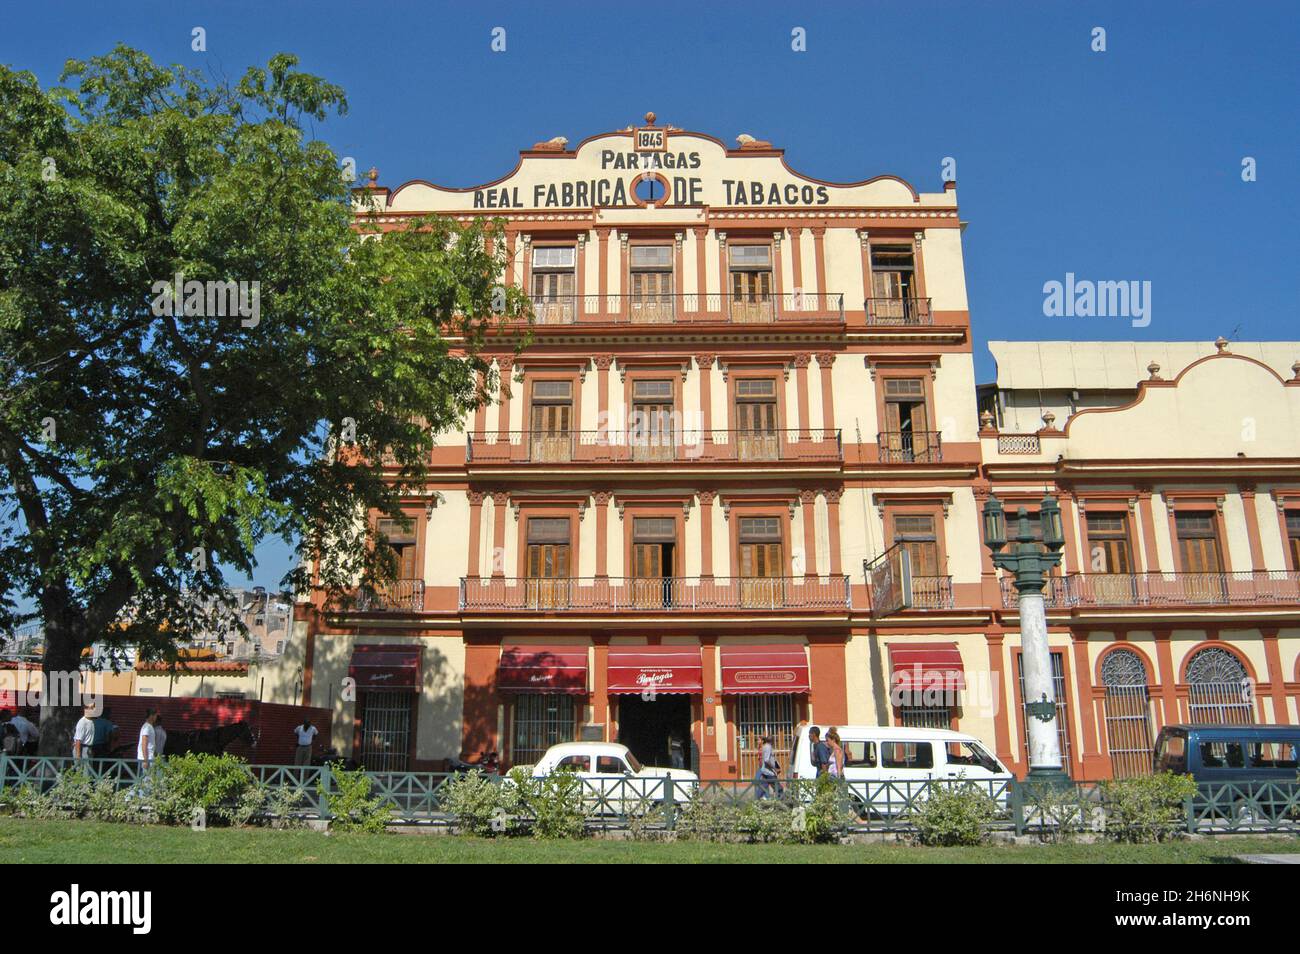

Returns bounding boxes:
[809,726,831,777]
[293,719,318,765]
[91,706,118,760]
[72,704,96,762]
[137,708,159,771]
[9,709,40,755]
[153,717,167,759]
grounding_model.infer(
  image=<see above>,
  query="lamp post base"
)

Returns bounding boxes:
[1024,767,1072,786]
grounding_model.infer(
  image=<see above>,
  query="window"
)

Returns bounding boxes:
[899,705,951,729]
[630,379,675,460]
[881,378,935,462]
[596,755,628,774]
[1199,742,1244,770]
[1016,651,1073,773]
[529,380,573,462]
[1247,741,1300,770]
[738,516,784,607]
[891,513,944,609]
[842,740,876,768]
[629,245,673,323]
[946,740,1000,772]
[531,246,576,324]
[1154,732,1187,773]
[881,741,933,769]
[734,377,779,460]
[1100,648,1153,778]
[868,244,921,323]
[631,517,675,608]
[511,694,576,766]
[1175,512,1226,601]
[553,754,590,772]
[358,689,411,771]
[734,694,797,779]
[376,517,418,580]
[1185,647,1253,725]
[1086,511,1137,604]
[729,245,773,322]
[526,517,571,608]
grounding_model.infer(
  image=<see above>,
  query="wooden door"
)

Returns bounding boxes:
[739,542,783,607]
[631,271,673,323]
[631,543,664,608]
[730,270,773,323]
[526,543,570,608]
[632,402,674,461]
[736,400,778,461]
[530,403,571,462]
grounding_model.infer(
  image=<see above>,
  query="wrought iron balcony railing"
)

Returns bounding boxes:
[999,571,1300,609]
[909,575,955,610]
[459,575,851,612]
[877,431,943,463]
[864,297,933,325]
[467,428,842,464]
[354,579,425,612]
[522,292,844,325]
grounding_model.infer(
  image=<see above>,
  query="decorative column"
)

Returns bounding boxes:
[716,231,728,317]
[983,494,1068,781]
[674,231,685,314]
[1059,491,1080,574]
[504,231,517,287]
[696,354,715,444]
[596,227,611,318]
[794,353,812,441]
[490,492,508,578]
[816,352,836,439]
[810,227,827,307]
[857,229,872,317]
[1070,632,1103,779]
[1262,627,1290,723]
[772,230,785,302]
[594,491,611,579]
[594,355,613,446]
[519,234,533,296]
[789,226,805,302]
[985,633,1016,772]
[800,490,819,579]
[1240,485,1265,571]
[495,355,514,441]
[699,491,716,579]
[575,232,587,320]
[912,229,928,299]
[1136,487,1160,571]
[1152,629,1180,725]
[466,491,486,579]
[824,490,843,576]
[692,226,709,312]
[617,232,629,320]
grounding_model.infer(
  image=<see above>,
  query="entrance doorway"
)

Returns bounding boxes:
[617,694,693,770]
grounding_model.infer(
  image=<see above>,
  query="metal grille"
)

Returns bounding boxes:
[734,694,796,781]
[510,693,577,766]
[899,705,951,729]
[1186,647,1254,725]
[1101,649,1154,777]
[358,690,411,771]
[1017,651,1073,772]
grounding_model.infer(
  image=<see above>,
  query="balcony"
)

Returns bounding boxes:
[909,575,955,610]
[523,292,844,325]
[999,571,1300,609]
[467,429,842,465]
[354,579,425,613]
[877,431,943,463]
[864,297,933,326]
[459,576,851,613]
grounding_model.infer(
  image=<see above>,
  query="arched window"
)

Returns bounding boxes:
[1184,647,1253,725]
[1100,648,1153,777]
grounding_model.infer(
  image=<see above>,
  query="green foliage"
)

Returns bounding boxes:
[321,762,393,833]
[151,753,256,825]
[677,781,846,844]
[0,46,531,750]
[908,782,998,847]
[515,770,588,840]
[791,774,853,844]
[1027,782,1094,844]
[1100,772,1197,843]
[442,769,515,836]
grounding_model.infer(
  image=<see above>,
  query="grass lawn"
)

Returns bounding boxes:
[2,817,1298,863]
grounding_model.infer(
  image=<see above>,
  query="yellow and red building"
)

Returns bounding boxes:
[296,115,1300,780]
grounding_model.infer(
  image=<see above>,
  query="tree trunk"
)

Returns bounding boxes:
[36,613,88,757]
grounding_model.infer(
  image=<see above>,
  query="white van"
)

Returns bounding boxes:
[789,724,1013,816]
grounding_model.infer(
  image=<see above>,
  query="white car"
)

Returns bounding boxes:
[790,724,1013,817]
[531,742,698,813]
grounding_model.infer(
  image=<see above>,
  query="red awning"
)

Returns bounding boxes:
[348,644,421,691]
[889,644,965,698]
[498,646,589,694]
[607,646,703,695]
[720,646,810,694]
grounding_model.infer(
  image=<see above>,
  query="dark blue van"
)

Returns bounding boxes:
[1153,724,1299,782]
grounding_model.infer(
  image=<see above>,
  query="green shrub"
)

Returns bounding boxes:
[516,769,587,840]
[152,753,256,825]
[228,783,307,828]
[676,789,745,841]
[1101,772,1197,843]
[908,782,997,846]
[791,775,853,844]
[321,762,394,833]
[442,769,518,836]
[1025,782,1093,844]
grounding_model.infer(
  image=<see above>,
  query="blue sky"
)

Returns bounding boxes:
[3,0,1297,591]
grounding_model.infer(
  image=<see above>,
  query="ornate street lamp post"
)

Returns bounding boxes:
[982,492,1069,782]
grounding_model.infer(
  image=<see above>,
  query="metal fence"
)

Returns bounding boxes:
[4,755,1297,834]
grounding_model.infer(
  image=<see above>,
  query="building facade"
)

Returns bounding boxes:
[296,115,1300,780]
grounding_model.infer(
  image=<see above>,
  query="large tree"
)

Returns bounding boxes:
[0,47,526,752]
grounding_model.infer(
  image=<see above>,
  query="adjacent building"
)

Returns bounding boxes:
[295,115,1300,779]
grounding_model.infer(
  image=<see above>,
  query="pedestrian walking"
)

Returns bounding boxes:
[808,725,831,777]
[137,708,159,771]
[826,727,844,778]
[753,734,780,799]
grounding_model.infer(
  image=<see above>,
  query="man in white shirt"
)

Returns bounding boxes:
[293,720,318,765]
[73,705,97,761]
[137,708,159,770]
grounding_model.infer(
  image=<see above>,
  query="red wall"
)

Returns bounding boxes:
[96,696,331,765]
